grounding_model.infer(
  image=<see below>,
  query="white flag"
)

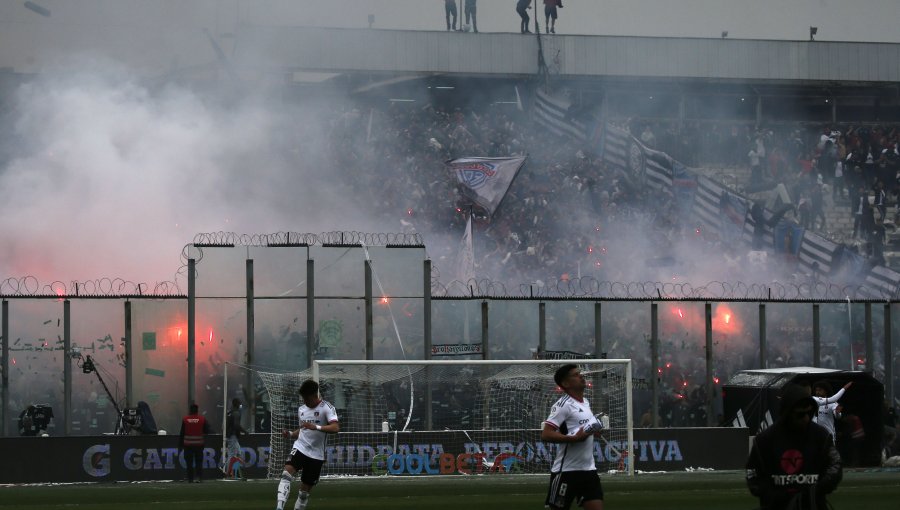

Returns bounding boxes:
[455,216,476,284]
[448,156,526,215]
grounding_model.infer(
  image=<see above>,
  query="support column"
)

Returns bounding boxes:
[865,302,873,372]
[246,259,255,432]
[424,259,433,430]
[885,304,894,405]
[124,301,132,407]
[705,303,714,426]
[594,302,602,359]
[1,300,7,436]
[538,302,546,354]
[307,259,315,369]
[64,299,72,436]
[481,301,489,360]
[759,303,767,369]
[365,260,373,360]
[423,260,432,360]
[188,258,196,406]
[813,304,821,368]
[651,303,659,428]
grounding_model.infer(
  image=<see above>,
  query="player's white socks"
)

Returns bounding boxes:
[276,471,293,510]
[294,490,310,510]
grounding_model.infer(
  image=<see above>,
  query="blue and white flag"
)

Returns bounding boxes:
[448,156,527,215]
[534,89,589,141]
[598,123,673,191]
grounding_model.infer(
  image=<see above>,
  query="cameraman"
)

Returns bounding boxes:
[18,405,53,436]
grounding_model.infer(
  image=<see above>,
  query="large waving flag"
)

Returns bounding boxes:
[448,156,527,215]
[598,123,673,191]
[455,216,476,283]
[534,89,589,141]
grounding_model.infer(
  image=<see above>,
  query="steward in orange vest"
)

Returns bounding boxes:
[179,403,211,482]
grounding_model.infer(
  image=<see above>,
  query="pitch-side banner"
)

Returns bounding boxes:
[0,428,749,483]
[448,156,526,215]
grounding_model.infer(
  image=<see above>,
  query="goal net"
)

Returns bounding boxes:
[244,359,633,478]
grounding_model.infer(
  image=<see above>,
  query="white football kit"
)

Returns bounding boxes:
[544,394,602,472]
[813,387,845,442]
[291,400,338,460]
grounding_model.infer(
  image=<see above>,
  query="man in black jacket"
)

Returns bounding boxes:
[746,383,842,510]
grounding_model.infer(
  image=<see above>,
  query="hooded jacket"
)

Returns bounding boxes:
[746,384,843,510]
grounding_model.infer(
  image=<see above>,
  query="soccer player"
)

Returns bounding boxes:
[812,381,852,444]
[746,383,842,510]
[275,380,339,510]
[541,364,606,510]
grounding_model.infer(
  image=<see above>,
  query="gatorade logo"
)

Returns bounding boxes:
[780,449,804,474]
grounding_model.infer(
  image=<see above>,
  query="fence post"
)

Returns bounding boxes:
[651,302,659,428]
[481,301,489,360]
[813,303,821,367]
[864,302,873,372]
[538,302,546,354]
[307,259,315,369]
[246,258,255,432]
[188,258,196,406]
[758,303,767,369]
[705,303,714,426]
[63,299,71,436]
[365,260,373,360]
[1,300,7,436]
[124,300,132,407]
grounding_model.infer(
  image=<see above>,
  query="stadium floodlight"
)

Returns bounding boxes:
[721,31,728,39]
[809,26,818,41]
[227,359,634,479]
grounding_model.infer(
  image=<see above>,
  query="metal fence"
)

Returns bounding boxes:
[2,242,896,437]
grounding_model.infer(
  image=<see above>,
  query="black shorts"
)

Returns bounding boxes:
[545,470,604,510]
[545,6,558,19]
[284,448,324,486]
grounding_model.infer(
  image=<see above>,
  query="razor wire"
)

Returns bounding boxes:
[189,231,424,248]
[0,276,182,297]
[431,275,899,301]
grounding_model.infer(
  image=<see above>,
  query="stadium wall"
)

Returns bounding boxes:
[0,428,749,483]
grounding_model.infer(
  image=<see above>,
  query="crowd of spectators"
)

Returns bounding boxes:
[322,96,900,427]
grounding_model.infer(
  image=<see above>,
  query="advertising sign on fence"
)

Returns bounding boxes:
[0,428,748,483]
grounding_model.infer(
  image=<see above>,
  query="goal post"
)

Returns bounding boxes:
[303,359,632,477]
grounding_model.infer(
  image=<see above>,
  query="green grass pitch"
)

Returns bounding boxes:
[2,471,898,509]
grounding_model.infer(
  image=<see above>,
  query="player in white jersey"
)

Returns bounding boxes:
[541,364,606,510]
[275,379,339,510]
[812,380,851,444]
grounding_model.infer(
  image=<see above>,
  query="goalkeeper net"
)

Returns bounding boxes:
[237,359,633,478]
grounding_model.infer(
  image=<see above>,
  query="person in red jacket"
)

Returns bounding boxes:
[180,403,211,483]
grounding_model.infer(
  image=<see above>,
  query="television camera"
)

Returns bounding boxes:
[74,351,156,435]
[18,404,54,436]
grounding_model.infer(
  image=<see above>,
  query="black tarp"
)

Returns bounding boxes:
[723,368,883,466]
